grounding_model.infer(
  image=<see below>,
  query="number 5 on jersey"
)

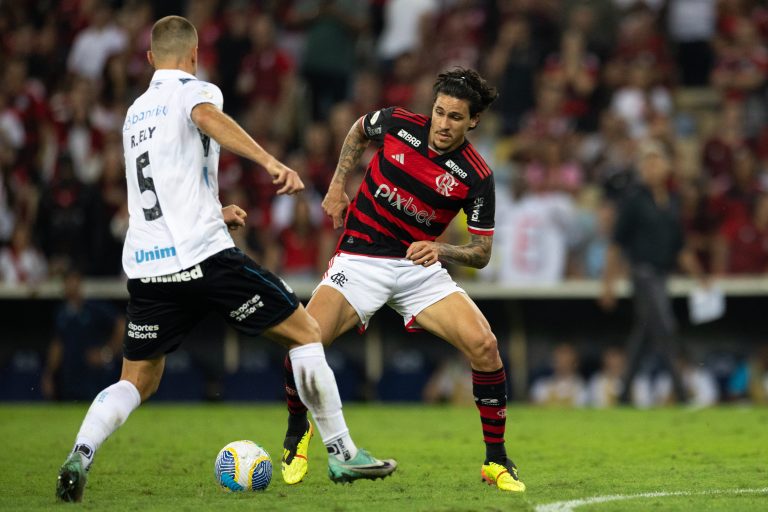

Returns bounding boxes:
[136,151,163,221]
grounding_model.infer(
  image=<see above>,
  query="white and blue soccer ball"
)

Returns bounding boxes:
[214,440,272,492]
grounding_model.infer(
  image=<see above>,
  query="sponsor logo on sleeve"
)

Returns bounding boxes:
[471,197,484,222]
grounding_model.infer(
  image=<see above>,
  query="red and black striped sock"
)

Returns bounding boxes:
[473,367,508,465]
[284,354,309,436]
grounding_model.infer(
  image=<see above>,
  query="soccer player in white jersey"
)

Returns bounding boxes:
[56,16,395,503]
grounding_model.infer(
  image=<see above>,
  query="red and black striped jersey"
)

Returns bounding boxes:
[338,106,495,258]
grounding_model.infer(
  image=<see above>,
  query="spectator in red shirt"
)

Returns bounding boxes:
[605,6,673,89]
[714,193,768,275]
[381,52,418,108]
[518,81,573,145]
[541,30,600,130]
[236,14,296,107]
[710,148,762,233]
[431,3,483,71]
[276,196,323,279]
[711,16,768,103]
[3,59,52,179]
[701,100,750,194]
[303,121,335,194]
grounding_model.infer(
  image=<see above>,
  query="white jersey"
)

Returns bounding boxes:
[481,192,575,286]
[121,69,234,278]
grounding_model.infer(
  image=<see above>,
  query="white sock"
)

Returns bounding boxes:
[72,380,141,469]
[289,343,358,461]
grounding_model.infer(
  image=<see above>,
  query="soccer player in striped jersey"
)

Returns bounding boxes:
[281,68,525,492]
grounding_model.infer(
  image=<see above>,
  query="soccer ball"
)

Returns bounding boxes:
[214,440,272,492]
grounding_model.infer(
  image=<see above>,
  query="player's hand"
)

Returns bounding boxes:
[322,184,350,229]
[222,204,247,231]
[266,160,305,195]
[407,241,440,267]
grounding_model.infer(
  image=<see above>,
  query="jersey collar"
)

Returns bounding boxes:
[150,69,197,81]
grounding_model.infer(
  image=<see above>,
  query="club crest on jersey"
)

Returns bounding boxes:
[435,172,458,197]
[330,271,348,287]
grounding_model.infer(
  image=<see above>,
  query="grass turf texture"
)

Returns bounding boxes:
[1,404,766,511]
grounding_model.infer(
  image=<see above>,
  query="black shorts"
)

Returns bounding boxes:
[123,248,299,361]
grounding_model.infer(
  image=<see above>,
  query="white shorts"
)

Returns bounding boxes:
[314,251,465,332]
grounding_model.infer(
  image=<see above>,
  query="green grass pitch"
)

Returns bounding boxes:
[1,404,767,511]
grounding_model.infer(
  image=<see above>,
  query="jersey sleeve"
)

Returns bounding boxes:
[360,107,395,143]
[179,80,224,120]
[464,175,495,236]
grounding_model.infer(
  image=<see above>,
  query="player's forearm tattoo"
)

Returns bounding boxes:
[438,234,492,269]
[331,123,369,186]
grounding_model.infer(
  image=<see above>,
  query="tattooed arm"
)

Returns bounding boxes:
[323,118,370,228]
[406,234,493,269]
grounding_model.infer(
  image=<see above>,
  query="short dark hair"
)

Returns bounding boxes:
[432,68,498,117]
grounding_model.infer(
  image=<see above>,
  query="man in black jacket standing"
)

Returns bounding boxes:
[600,140,706,404]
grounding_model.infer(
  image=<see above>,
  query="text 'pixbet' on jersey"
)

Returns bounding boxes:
[374,184,436,225]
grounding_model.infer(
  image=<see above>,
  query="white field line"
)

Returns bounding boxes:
[535,487,768,512]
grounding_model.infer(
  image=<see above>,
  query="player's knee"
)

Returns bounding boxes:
[466,330,499,366]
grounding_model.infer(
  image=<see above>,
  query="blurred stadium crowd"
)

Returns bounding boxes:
[2,0,768,405]
[3,0,768,284]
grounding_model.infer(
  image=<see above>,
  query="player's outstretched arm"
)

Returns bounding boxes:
[406,234,492,269]
[191,103,304,195]
[323,117,370,228]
